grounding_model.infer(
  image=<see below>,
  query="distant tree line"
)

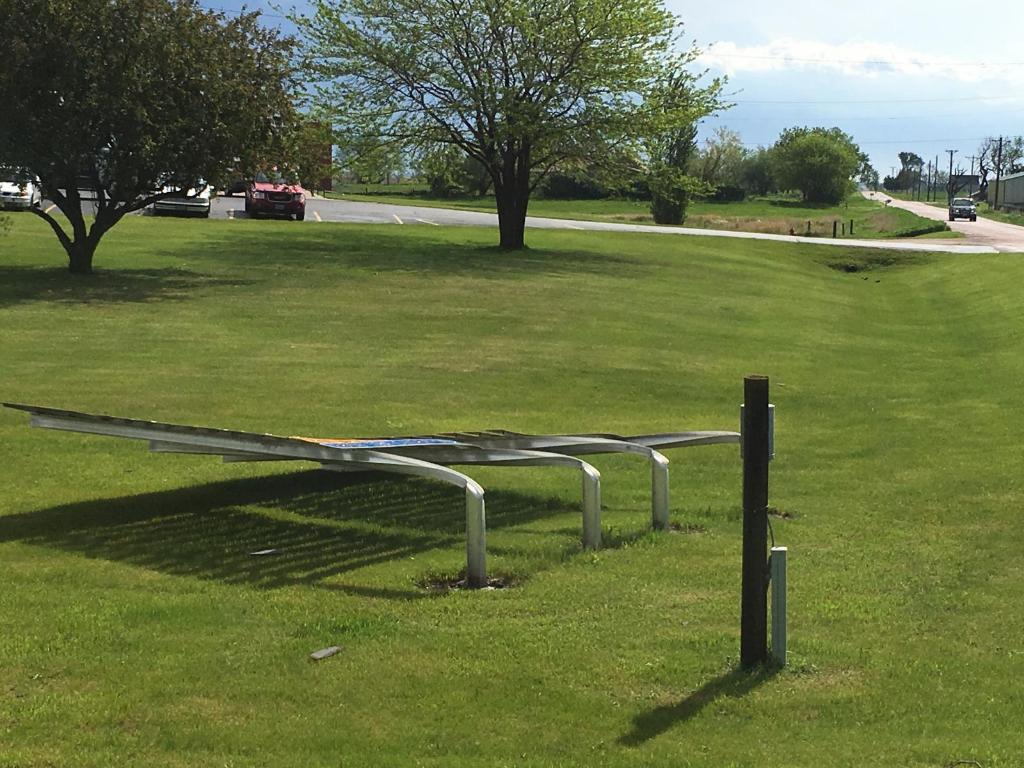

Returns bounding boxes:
[360,124,871,211]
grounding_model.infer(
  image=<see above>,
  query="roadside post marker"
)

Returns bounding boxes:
[740,375,771,668]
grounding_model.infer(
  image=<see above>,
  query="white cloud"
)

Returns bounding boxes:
[697,39,1020,85]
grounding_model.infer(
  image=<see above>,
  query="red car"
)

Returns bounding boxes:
[244,173,306,220]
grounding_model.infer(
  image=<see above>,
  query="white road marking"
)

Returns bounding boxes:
[392,214,404,224]
[44,204,56,214]
[415,218,439,226]
[313,210,322,222]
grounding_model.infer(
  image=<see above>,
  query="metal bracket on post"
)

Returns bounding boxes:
[770,546,787,667]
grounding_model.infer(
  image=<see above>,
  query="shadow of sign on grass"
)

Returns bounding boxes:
[0,469,574,593]
[619,666,779,746]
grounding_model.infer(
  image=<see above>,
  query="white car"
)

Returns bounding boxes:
[0,174,42,210]
[151,184,211,217]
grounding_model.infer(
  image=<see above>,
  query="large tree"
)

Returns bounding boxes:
[297,0,724,249]
[771,127,864,204]
[0,0,298,274]
[896,151,924,192]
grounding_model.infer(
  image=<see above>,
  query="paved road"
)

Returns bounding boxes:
[862,190,1024,252]
[39,192,1024,254]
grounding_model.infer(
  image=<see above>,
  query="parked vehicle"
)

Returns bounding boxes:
[244,172,306,220]
[0,173,42,210]
[151,184,211,217]
[948,197,977,222]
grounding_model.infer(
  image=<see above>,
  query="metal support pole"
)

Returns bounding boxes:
[741,375,770,667]
[465,483,487,587]
[770,546,788,666]
[581,465,602,549]
[651,453,670,530]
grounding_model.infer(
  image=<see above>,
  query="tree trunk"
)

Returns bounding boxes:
[494,144,531,250]
[65,208,113,275]
[495,186,528,249]
[67,239,96,274]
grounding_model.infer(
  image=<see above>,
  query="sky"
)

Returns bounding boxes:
[201,0,1024,179]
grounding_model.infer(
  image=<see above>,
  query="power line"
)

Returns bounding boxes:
[702,50,1024,69]
[721,109,1024,122]
[731,96,1022,105]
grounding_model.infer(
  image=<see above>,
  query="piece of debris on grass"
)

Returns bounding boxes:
[249,548,281,556]
[668,521,708,534]
[309,646,342,661]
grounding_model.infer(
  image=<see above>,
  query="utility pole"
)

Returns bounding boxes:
[934,155,940,202]
[968,155,978,196]
[994,136,1004,210]
[946,149,957,204]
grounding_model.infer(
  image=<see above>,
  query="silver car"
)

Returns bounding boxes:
[151,184,211,217]
[0,174,42,210]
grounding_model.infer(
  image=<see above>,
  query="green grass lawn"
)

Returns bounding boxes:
[325,187,950,239]
[2,214,1024,766]
[976,202,1024,227]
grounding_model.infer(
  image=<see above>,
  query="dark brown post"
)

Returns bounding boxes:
[741,375,770,667]
[850,219,854,236]
[832,221,837,238]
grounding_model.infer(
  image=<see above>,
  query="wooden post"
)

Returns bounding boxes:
[850,219,854,236]
[841,222,846,236]
[832,221,837,238]
[741,375,770,667]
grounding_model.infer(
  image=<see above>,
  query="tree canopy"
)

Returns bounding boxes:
[771,127,865,204]
[298,0,724,248]
[0,0,298,273]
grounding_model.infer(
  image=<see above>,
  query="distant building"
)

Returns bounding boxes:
[990,171,1024,211]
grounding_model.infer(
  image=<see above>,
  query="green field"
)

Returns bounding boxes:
[2,214,1023,766]
[326,187,952,239]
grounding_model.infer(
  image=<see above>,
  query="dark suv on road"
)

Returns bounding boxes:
[949,197,977,222]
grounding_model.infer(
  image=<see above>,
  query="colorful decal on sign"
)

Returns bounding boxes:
[294,437,461,450]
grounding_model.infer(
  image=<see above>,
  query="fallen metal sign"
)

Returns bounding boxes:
[4,403,738,588]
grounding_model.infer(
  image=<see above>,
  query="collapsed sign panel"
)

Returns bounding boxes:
[4,403,738,587]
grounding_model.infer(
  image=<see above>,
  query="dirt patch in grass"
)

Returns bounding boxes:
[416,570,522,592]
[822,250,927,274]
